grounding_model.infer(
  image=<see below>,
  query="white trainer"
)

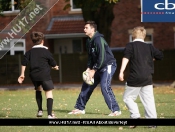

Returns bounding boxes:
[68,109,85,114]
[108,111,121,116]
[36,111,43,117]
[48,114,57,119]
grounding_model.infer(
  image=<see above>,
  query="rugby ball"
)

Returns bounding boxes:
[82,71,94,85]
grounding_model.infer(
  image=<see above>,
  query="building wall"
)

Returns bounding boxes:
[0,16,15,30]
[54,39,73,54]
[1,0,175,52]
[24,0,70,51]
[111,0,175,50]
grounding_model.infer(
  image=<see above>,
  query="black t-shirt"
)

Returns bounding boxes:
[124,41,163,87]
[22,47,57,81]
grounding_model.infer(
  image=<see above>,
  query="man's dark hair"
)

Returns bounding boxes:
[30,31,44,45]
[85,21,97,32]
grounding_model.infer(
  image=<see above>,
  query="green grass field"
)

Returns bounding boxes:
[0,85,175,132]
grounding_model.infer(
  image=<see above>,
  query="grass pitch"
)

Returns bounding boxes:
[0,85,175,132]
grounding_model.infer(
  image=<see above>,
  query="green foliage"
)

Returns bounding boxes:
[0,0,32,16]
[18,0,33,10]
[0,0,46,34]
[106,0,119,4]
[64,0,120,44]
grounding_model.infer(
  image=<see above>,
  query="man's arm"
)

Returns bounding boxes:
[92,37,105,71]
[119,58,129,81]
[87,37,105,79]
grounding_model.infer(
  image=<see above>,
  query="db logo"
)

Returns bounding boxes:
[155,0,175,10]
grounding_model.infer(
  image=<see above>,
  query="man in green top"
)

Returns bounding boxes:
[68,21,121,116]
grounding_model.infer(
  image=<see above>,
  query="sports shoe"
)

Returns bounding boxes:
[129,126,137,129]
[148,126,157,129]
[68,109,85,114]
[36,111,43,117]
[129,118,140,128]
[108,111,121,116]
[48,114,57,119]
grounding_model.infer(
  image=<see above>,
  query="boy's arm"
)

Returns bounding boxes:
[150,45,164,60]
[18,51,30,84]
[119,58,129,81]
[18,66,26,84]
[52,65,59,70]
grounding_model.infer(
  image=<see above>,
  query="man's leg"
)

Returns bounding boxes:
[123,86,141,118]
[139,85,157,118]
[75,74,100,110]
[100,64,120,114]
[68,73,100,114]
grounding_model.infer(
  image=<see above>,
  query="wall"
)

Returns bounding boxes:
[0,50,175,86]
[111,0,175,50]
[54,39,73,54]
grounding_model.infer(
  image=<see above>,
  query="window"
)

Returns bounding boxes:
[14,42,24,47]
[1,0,20,14]
[11,39,26,55]
[70,0,81,11]
[72,39,82,53]
[128,28,154,45]
[14,51,23,55]
[129,34,153,45]
[0,39,25,55]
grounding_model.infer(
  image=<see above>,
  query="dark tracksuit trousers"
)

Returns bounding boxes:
[74,63,120,112]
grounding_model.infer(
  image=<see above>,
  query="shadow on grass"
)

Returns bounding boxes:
[159,116,175,118]
[0,113,7,118]
[53,109,107,115]
[53,109,70,114]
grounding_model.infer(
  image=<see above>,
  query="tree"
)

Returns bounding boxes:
[0,0,32,14]
[64,0,119,45]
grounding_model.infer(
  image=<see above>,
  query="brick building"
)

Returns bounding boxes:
[1,0,175,56]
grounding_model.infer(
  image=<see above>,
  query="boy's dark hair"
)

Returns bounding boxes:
[85,21,97,32]
[31,31,44,45]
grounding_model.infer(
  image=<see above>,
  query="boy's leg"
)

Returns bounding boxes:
[45,90,53,116]
[123,86,141,118]
[139,85,157,118]
[100,64,120,114]
[42,80,55,117]
[32,81,43,117]
[36,87,43,112]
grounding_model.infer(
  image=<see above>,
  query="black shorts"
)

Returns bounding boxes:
[32,80,54,91]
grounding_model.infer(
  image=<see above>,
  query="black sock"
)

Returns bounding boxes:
[47,98,53,116]
[36,91,42,111]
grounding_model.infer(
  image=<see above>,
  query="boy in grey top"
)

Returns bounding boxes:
[119,26,163,128]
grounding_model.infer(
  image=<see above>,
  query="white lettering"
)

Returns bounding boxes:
[155,0,175,10]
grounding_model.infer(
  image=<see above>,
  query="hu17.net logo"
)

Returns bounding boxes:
[141,0,175,22]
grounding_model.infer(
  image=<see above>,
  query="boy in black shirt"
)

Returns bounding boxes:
[18,31,59,119]
[119,26,163,128]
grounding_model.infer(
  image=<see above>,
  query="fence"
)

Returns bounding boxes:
[0,50,175,85]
